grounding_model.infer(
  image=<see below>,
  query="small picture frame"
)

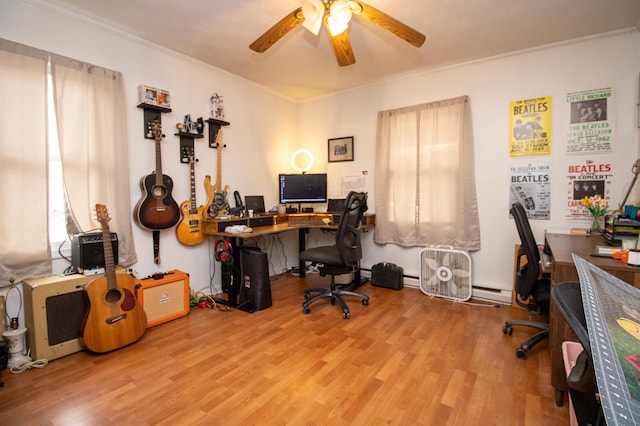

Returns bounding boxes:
[328,136,354,162]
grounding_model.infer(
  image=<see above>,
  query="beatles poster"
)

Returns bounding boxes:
[564,159,614,221]
[509,96,552,157]
[509,162,551,220]
[565,87,613,154]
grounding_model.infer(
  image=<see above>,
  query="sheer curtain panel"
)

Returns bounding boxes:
[374,96,481,250]
[53,59,137,267]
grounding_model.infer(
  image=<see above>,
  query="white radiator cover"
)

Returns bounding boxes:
[361,269,512,305]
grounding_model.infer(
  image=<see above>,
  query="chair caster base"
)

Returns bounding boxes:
[516,347,528,359]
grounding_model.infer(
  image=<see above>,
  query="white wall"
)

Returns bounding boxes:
[297,31,640,295]
[1,0,639,302]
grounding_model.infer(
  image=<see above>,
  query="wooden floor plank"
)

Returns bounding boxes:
[0,273,569,425]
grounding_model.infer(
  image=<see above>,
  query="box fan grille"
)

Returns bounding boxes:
[419,247,472,302]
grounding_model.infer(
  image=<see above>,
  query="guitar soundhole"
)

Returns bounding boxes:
[152,185,167,198]
[105,289,122,304]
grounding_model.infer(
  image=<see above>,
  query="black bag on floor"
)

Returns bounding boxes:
[371,262,404,290]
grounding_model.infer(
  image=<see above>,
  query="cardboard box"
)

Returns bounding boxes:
[135,270,190,327]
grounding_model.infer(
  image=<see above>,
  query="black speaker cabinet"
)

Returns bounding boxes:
[71,231,118,272]
[239,246,272,311]
[23,274,91,361]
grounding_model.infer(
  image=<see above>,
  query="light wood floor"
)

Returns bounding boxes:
[0,273,569,425]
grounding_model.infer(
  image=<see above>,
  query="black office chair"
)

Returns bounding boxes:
[552,282,603,426]
[299,191,369,319]
[502,201,551,359]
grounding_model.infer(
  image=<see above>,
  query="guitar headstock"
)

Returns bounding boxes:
[213,129,225,149]
[95,203,110,227]
[150,120,163,141]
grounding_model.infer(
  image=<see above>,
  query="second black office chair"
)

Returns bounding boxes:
[299,191,369,319]
[503,202,551,359]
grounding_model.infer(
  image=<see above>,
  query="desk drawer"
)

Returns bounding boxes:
[249,216,275,228]
[216,219,247,232]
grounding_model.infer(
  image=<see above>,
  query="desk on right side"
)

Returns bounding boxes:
[544,232,640,406]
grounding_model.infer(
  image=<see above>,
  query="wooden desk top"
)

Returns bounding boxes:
[545,232,640,277]
[202,213,375,239]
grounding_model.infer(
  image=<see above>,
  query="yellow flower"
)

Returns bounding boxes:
[580,195,609,217]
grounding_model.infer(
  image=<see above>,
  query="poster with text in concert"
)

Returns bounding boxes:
[509,96,552,157]
[564,159,614,222]
[565,87,614,154]
[509,162,551,220]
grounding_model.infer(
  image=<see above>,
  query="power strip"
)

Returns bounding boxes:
[82,267,105,276]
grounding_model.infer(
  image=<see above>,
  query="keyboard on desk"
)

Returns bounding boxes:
[287,220,329,227]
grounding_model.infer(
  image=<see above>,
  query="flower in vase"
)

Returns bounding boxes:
[581,195,609,230]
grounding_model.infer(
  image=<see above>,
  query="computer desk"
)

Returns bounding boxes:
[543,232,640,406]
[202,213,375,310]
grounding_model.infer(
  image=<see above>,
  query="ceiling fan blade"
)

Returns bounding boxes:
[325,18,355,66]
[249,8,305,53]
[351,1,426,48]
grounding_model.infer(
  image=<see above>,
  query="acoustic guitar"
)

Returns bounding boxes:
[133,120,180,230]
[83,204,147,353]
[176,155,206,245]
[203,129,230,219]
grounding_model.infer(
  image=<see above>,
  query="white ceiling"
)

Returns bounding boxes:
[43,0,640,101]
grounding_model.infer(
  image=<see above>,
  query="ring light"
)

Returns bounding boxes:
[291,149,314,173]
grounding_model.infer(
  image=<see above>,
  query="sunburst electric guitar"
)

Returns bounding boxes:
[176,155,206,245]
[83,204,147,353]
[203,129,230,219]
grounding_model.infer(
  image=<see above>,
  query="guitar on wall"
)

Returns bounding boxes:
[176,155,206,245]
[133,120,180,263]
[83,204,147,353]
[203,129,231,219]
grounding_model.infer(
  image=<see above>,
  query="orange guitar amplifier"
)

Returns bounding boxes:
[135,270,190,328]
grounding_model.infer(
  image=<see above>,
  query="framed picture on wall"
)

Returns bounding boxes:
[328,136,354,162]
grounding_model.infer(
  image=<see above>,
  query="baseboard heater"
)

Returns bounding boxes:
[361,267,512,304]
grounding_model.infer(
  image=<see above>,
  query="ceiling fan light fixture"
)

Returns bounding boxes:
[301,0,324,35]
[326,0,352,37]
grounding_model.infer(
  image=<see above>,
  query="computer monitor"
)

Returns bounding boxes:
[278,173,327,204]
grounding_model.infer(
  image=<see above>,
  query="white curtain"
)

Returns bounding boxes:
[0,42,51,284]
[0,39,136,284]
[374,95,481,250]
[52,58,137,266]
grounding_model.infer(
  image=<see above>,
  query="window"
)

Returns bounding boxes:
[0,38,136,284]
[374,96,481,251]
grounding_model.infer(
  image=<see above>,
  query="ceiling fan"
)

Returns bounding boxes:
[249,0,426,66]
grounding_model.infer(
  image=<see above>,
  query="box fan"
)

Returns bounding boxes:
[419,247,472,301]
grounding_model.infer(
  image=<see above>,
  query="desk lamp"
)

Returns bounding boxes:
[3,277,31,368]
[613,158,640,215]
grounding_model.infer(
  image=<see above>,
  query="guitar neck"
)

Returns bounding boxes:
[101,225,117,287]
[155,137,163,184]
[214,130,223,192]
[190,159,197,211]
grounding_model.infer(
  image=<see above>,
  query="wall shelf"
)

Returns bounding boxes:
[207,118,230,148]
[175,131,204,164]
[137,103,172,139]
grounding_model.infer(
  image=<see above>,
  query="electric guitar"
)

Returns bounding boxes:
[133,120,181,230]
[203,129,230,218]
[176,155,206,245]
[83,204,147,353]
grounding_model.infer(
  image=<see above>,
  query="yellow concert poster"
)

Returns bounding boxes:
[509,96,552,157]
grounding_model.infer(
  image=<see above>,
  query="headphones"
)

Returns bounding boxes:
[214,239,233,265]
